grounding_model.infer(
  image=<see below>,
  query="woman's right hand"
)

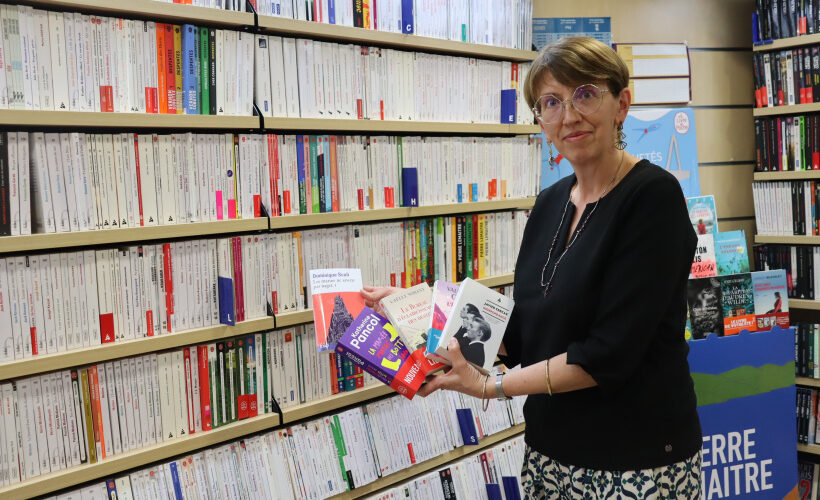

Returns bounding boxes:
[361,285,402,315]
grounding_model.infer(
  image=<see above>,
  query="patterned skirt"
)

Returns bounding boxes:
[520,446,701,499]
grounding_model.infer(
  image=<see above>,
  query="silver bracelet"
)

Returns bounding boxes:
[495,372,512,400]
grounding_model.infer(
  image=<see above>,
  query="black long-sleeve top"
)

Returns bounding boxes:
[501,160,702,471]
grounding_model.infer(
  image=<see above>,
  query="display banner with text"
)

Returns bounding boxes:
[688,327,797,499]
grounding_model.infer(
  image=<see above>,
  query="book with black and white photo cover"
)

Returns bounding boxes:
[309,268,365,352]
[433,278,514,373]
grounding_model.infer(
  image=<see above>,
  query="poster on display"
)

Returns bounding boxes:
[532,17,612,50]
[687,327,798,499]
[539,107,701,197]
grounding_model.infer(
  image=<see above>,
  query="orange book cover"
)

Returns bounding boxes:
[88,366,105,459]
[309,269,365,351]
[329,136,340,212]
[156,23,168,113]
[173,26,183,114]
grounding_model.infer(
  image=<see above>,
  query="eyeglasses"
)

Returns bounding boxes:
[532,84,611,124]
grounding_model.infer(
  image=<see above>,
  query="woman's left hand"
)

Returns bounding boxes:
[417,339,487,399]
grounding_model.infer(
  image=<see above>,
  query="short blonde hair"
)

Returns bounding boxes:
[523,37,630,110]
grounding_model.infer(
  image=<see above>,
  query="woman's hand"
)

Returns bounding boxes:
[361,285,402,315]
[417,339,486,399]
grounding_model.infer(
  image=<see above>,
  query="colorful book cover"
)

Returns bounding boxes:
[686,195,718,235]
[380,282,445,373]
[335,307,426,399]
[715,230,750,276]
[426,281,461,359]
[434,278,515,372]
[752,269,790,331]
[687,276,724,339]
[690,233,717,278]
[310,268,365,351]
[720,273,756,335]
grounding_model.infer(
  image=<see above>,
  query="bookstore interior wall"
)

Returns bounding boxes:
[535,0,757,252]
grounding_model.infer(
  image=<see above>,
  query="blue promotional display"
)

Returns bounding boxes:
[688,327,798,500]
[532,17,612,51]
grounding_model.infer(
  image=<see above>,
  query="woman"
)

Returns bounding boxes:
[363,36,701,499]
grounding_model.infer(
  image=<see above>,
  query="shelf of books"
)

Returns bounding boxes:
[753,103,820,117]
[0,219,270,254]
[19,0,255,27]
[260,117,540,135]
[755,236,820,245]
[799,443,820,456]
[753,171,820,181]
[0,110,261,130]
[0,383,401,499]
[0,274,514,381]
[797,377,820,388]
[330,423,526,500]
[792,300,820,311]
[754,32,820,52]
[267,198,537,230]
[257,16,538,62]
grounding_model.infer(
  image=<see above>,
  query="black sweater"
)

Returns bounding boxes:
[501,160,702,471]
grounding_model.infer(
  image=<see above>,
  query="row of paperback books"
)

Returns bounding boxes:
[752,48,819,109]
[0,324,384,485]
[794,322,820,378]
[799,459,820,500]
[0,6,253,114]
[752,181,820,236]
[686,270,789,340]
[754,0,819,42]
[160,0,534,52]
[47,388,524,498]
[753,244,820,300]
[754,114,820,172]
[0,131,540,237]
[0,5,531,120]
[797,385,819,445]
[370,436,526,500]
[255,35,531,123]
[0,215,524,361]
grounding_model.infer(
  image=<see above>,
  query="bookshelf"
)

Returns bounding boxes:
[799,443,820,456]
[0,273,514,381]
[329,423,526,500]
[754,33,820,51]
[797,377,820,387]
[754,235,820,245]
[791,300,820,311]
[1,198,536,254]
[261,117,540,134]
[753,102,820,117]
[753,171,820,181]
[0,110,261,129]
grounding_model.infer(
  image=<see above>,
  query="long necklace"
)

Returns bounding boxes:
[539,151,625,297]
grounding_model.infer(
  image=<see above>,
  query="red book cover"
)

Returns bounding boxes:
[329,136,340,212]
[357,189,364,210]
[235,237,245,322]
[329,353,339,395]
[776,117,782,172]
[156,23,168,113]
[163,243,174,332]
[89,366,105,459]
[99,313,114,344]
[96,18,113,112]
[164,25,177,114]
[197,345,212,431]
[183,347,195,434]
[354,365,364,388]
[472,215,479,275]
[269,134,280,217]
[133,134,145,226]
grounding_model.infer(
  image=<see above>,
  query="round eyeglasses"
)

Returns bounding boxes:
[532,84,611,124]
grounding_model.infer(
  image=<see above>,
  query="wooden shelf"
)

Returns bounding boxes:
[791,299,820,311]
[0,274,513,381]
[0,218,269,254]
[261,116,540,134]
[754,33,820,52]
[754,235,820,244]
[330,423,526,499]
[753,103,820,117]
[18,0,254,27]
[799,443,820,455]
[258,16,537,62]
[269,199,536,230]
[0,110,260,129]
[0,383,398,499]
[797,377,820,387]
[754,170,820,180]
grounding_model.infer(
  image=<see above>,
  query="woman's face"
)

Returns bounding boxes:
[535,72,630,166]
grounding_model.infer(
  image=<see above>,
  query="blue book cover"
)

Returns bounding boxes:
[323,136,332,212]
[401,0,414,33]
[402,167,418,206]
[502,477,522,500]
[486,484,503,500]
[169,462,184,500]
[218,276,235,326]
[329,0,336,24]
[181,25,198,114]
[471,183,478,202]
[457,184,463,203]
[455,408,478,445]
[752,269,790,331]
[686,195,717,235]
[500,89,517,123]
[715,230,749,276]
[296,135,306,214]
[105,479,118,498]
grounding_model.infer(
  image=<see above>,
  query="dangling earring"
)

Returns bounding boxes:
[548,141,556,165]
[615,123,627,150]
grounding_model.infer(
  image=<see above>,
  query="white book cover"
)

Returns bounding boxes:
[434,277,514,372]
[1,383,19,484]
[379,282,432,354]
[101,134,119,228]
[35,255,55,355]
[104,361,123,455]
[65,252,82,350]
[254,35,272,117]
[156,135,175,225]
[120,359,138,450]
[67,133,91,231]
[157,352,175,440]
[64,12,79,111]
[0,12,7,110]
[133,357,150,447]
[10,257,29,358]
[225,31,237,115]
[172,349,188,437]
[48,11,68,111]
[111,134,129,228]
[42,134,70,233]
[15,132,29,235]
[0,259,11,362]
[17,6,32,110]
[148,354,162,443]
[189,347,201,433]
[2,6,24,110]
[29,132,55,233]
[215,29,225,115]
[124,134,140,228]
[29,376,50,474]
[52,372,71,470]
[16,378,40,479]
